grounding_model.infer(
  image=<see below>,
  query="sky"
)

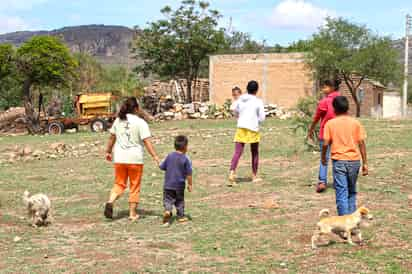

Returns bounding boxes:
[1,0,411,45]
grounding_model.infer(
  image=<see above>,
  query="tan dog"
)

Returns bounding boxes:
[311,207,372,249]
[23,191,51,227]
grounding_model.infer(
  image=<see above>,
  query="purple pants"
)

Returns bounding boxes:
[230,142,259,175]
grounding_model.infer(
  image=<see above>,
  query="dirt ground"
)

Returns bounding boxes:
[0,119,411,273]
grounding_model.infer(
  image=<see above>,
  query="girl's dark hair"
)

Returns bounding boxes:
[332,96,349,114]
[119,97,139,120]
[232,86,242,93]
[247,80,259,94]
[322,79,341,91]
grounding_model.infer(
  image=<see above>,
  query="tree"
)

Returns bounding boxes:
[270,44,288,53]
[0,44,15,80]
[97,66,144,97]
[306,18,401,117]
[222,31,264,53]
[16,36,77,133]
[72,53,104,93]
[288,40,311,52]
[133,0,226,103]
[0,44,21,109]
[0,77,21,110]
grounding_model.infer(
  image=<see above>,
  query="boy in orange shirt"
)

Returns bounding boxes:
[322,96,368,216]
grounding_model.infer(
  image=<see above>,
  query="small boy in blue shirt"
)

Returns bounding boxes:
[160,135,193,225]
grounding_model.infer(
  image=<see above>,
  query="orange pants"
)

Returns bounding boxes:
[111,164,143,203]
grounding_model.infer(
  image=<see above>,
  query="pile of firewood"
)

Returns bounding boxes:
[142,78,209,114]
[141,94,176,116]
[0,107,28,135]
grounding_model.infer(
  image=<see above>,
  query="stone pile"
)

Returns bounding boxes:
[0,141,103,164]
[264,104,296,120]
[154,102,233,121]
[154,102,295,121]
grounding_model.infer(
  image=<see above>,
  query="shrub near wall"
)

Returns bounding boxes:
[293,96,319,151]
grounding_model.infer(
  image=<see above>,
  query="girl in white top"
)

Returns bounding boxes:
[104,97,160,221]
[229,81,266,185]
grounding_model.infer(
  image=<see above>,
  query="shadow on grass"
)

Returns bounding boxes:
[315,239,365,249]
[164,214,193,227]
[315,240,338,248]
[236,177,253,183]
[112,209,162,221]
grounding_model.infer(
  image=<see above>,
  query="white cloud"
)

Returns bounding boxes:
[0,0,47,33]
[0,0,48,11]
[0,15,30,34]
[269,0,335,31]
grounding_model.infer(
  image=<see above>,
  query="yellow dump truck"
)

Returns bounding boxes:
[45,93,118,135]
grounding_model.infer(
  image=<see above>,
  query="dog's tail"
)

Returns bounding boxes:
[22,190,31,206]
[319,209,330,219]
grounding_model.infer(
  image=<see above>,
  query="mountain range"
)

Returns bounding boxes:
[0,25,137,67]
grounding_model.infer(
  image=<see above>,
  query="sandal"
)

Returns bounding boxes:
[163,211,172,225]
[178,216,189,223]
[316,183,327,193]
[104,203,113,219]
[128,215,140,222]
[228,173,238,187]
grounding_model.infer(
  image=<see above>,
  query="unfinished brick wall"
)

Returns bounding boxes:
[338,80,384,117]
[209,53,315,108]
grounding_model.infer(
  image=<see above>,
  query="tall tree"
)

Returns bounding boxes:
[288,40,311,52]
[133,0,226,103]
[0,44,15,81]
[0,44,21,109]
[16,36,77,133]
[222,31,265,53]
[72,53,103,93]
[306,18,401,117]
[97,66,143,97]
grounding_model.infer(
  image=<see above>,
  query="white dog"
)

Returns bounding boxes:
[23,191,51,227]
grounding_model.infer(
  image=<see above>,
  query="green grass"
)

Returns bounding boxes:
[0,118,412,273]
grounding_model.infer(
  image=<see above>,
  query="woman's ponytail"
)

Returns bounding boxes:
[334,79,342,91]
[118,97,139,120]
[118,103,128,120]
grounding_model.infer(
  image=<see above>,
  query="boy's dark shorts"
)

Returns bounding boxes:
[163,189,185,217]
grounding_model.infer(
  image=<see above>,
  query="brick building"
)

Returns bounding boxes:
[209,53,315,108]
[336,77,385,117]
[209,53,390,117]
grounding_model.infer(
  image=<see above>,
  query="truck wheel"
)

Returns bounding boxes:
[48,121,65,135]
[90,118,107,133]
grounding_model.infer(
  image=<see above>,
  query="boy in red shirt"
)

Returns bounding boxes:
[308,80,341,193]
[322,96,368,216]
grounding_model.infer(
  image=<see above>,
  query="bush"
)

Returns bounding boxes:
[293,96,319,151]
[207,99,233,119]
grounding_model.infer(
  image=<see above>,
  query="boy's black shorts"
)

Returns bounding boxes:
[163,189,185,217]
